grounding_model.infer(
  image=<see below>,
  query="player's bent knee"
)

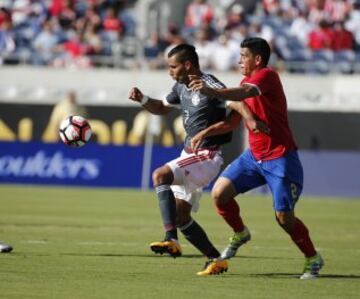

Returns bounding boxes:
[211,187,225,205]
[152,166,173,185]
[212,178,236,206]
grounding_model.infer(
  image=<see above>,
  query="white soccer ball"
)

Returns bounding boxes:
[59,115,92,147]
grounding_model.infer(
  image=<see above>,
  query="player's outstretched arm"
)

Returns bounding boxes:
[189,75,259,102]
[128,87,171,115]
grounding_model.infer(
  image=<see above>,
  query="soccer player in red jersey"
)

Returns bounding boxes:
[189,37,324,279]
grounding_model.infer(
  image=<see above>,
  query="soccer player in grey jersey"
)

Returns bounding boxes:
[166,72,231,150]
[129,44,259,275]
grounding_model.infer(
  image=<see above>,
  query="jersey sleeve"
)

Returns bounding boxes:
[202,73,229,106]
[164,84,181,106]
[244,68,276,96]
[202,73,226,89]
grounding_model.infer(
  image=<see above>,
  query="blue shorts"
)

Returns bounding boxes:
[221,149,303,211]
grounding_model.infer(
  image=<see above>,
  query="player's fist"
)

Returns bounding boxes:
[246,119,270,134]
[129,87,143,103]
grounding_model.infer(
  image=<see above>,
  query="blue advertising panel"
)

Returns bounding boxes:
[1,141,360,197]
[0,141,179,188]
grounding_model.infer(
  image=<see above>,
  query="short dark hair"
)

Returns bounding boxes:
[168,44,200,69]
[241,37,271,66]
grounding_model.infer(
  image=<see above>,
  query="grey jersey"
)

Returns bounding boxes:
[165,73,232,149]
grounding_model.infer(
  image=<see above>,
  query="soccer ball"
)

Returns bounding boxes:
[59,115,92,147]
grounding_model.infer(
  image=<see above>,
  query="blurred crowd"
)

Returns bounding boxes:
[0,0,137,67]
[1,0,360,73]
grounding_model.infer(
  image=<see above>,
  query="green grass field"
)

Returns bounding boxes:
[0,184,359,299]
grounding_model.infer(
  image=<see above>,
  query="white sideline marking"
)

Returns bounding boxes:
[26,240,48,244]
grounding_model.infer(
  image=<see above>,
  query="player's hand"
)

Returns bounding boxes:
[188,75,211,95]
[128,87,143,103]
[191,131,206,152]
[246,119,270,134]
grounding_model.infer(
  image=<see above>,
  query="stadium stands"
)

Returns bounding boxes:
[0,0,359,73]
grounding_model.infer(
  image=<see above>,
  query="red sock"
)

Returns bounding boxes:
[216,198,245,232]
[289,218,317,258]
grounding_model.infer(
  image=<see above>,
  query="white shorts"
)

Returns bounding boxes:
[167,149,223,212]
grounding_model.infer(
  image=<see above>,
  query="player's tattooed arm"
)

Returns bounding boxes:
[129,87,171,115]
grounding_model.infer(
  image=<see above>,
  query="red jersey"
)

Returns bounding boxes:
[241,67,297,160]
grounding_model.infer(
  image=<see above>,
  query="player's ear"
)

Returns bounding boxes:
[184,60,192,71]
[255,54,262,67]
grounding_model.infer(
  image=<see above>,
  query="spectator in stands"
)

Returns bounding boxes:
[0,0,359,72]
[0,7,11,26]
[193,27,214,70]
[143,31,168,69]
[222,4,247,30]
[184,0,214,37]
[11,0,31,27]
[83,23,103,57]
[57,0,77,30]
[227,23,249,45]
[76,5,102,33]
[0,19,15,64]
[332,21,354,51]
[308,0,332,24]
[25,2,48,38]
[53,30,91,68]
[49,0,64,17]
[102,6,123,42]
[345,0,360,49]
[210,31,239,72]
[118,0,137,36]
[324,0,352,23]
[289,10,314,47]
[32,20,59,65]
[262,0,281,16]
[248,19,274,49]
[308,19,334,50]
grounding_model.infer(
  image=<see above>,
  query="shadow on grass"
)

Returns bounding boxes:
[59,253,298,260]
[238,255,297,260]
[249,273,360,279]
[59,253,204,258]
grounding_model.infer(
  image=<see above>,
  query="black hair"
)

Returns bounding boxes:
[241,37,271,66]
[168,44,200,69]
